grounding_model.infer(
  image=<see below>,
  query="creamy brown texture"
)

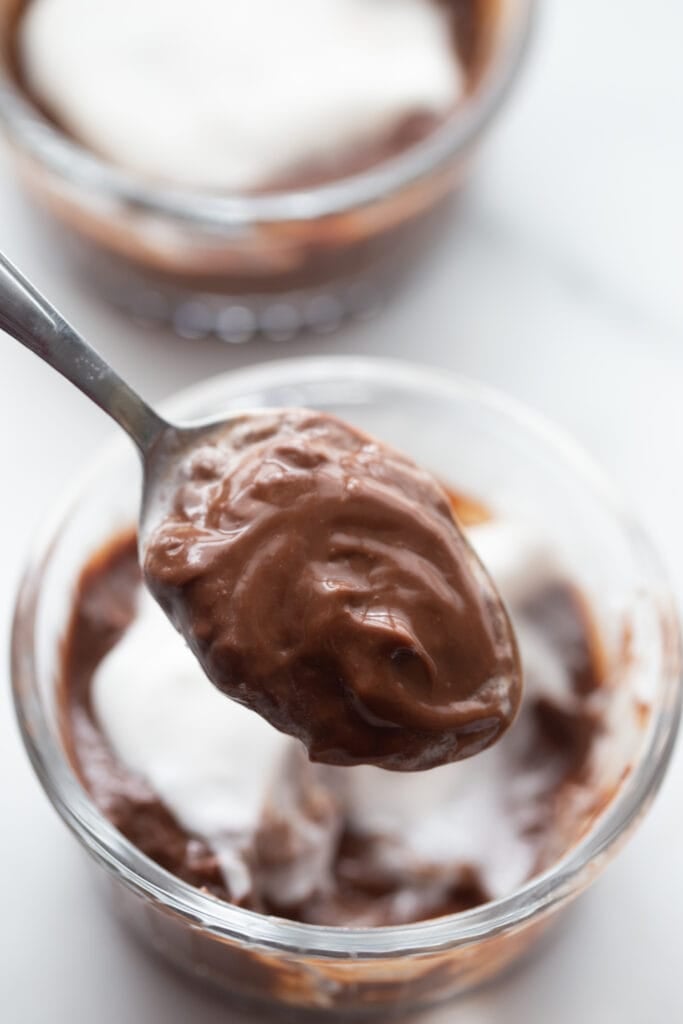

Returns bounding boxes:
[60,512,606,927]
[143,411,522,771]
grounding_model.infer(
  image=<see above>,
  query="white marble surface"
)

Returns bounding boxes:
[1,0,683,1020]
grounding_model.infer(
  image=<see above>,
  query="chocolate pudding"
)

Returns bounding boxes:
[59,491,610,927]
[142,410,522,771]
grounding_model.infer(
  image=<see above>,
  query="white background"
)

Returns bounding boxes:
[1,1,683,1021]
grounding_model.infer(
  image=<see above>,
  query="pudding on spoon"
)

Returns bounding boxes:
[1,252,522,770]
[143,409,523,770]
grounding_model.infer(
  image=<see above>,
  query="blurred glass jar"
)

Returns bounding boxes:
[12,357,682,1017]
[0,0,535,340]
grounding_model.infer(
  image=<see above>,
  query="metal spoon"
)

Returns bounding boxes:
[0,251,230,546]
[1,251,522,767]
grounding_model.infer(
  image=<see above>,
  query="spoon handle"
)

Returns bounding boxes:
[0,252,166,453]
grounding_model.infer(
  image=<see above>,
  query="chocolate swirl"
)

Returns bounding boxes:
[144,410,521,770]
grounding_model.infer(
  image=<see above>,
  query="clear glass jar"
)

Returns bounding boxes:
[0,0,535,340]
[11,357,682,1017]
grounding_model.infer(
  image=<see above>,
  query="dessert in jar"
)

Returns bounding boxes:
[12,361,679,1015]
[0,0,535,337]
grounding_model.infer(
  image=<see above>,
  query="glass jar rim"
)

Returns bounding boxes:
[11,356,682,959]
[0,0,536,228]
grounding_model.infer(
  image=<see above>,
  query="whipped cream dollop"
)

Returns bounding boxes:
[92,592,293,898]
[20,0,464,190]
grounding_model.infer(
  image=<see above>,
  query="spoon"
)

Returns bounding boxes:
[0,252,224,545]
[1,252,522,770]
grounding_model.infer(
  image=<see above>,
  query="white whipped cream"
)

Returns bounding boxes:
[468,519,561,607]
[20,0,463,190]
[92,591,291,898]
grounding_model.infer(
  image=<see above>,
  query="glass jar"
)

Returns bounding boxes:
[11,357,681,1016]
[0,0,536,339]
